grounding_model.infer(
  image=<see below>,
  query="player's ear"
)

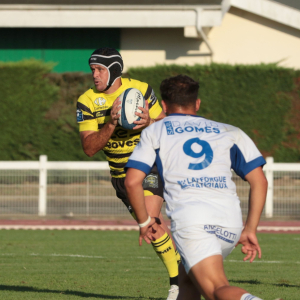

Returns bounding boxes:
[161,100,167,114]
[195,98,201,112]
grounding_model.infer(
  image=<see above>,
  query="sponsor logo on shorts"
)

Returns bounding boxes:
[204,225,237,244]
[143,174,158,189]
[77,109,84,122]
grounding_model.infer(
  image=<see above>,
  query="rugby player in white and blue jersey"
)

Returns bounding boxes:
[124,75,274,300]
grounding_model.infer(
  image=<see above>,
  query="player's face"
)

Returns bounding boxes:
[90,64,109,92]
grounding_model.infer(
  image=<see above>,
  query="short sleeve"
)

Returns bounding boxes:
[77,94,98,132]
[230,128,266,180]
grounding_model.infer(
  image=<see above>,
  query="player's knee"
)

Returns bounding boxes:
[213,283,231,300]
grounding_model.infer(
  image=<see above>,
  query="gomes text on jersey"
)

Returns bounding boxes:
[164,119,220,135]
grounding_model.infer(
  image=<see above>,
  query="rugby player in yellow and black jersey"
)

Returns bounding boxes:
[76,47,179,300]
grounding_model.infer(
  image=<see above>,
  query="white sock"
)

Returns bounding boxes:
[240,293,263,300]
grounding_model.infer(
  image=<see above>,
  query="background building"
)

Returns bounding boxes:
[0,0,299,72]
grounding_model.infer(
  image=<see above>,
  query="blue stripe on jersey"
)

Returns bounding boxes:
[125,160,152,175]
[155,149,165,188]
[230,144,266,180]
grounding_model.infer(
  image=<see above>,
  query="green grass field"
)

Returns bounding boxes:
[0,230,298,299]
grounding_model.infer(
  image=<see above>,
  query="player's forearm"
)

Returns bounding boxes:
[244,191,265,232]
[82,123,116,157]
[125,169,149,224]
[244,170,268,232]
[127,185,149,224]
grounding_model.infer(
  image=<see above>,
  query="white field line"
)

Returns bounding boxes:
[0,252,299,264]
[0,225,299,231]
[225,260,300,264]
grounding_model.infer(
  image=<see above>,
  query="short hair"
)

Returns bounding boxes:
[160,75,199,108]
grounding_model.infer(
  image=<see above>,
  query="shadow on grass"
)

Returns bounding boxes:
[229,279,300,288]
[0,284,164,299]
[229,279,262,285]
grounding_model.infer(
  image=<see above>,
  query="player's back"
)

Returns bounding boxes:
[143,113,265,231]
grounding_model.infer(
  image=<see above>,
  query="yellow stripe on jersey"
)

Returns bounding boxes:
[77,78,163,178]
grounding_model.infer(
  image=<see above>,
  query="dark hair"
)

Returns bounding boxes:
[160,75,199,108]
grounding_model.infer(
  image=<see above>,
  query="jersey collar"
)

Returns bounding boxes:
[168,113,204,118]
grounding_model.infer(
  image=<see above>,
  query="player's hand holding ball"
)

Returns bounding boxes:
[117,88,149,130]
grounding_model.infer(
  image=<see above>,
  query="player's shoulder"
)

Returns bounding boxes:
[121,78,149,94]
[78,87,102,103]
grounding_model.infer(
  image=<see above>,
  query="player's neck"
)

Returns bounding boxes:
[168,107,197,116]
[103,78,122,95]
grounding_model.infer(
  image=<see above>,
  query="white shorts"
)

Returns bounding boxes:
[173,225,242,273]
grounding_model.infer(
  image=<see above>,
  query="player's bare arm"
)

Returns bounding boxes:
[237,166,268,262]
[80,99,121,157]
[133,102,166,130]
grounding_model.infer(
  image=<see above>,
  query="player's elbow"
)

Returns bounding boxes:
[124,174,134,192]
[83,147,95,157]
[124,170,140,192]
[82,145,101,157]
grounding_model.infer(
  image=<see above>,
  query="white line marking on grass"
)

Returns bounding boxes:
[1,253,153,260]
[225,260,300,264]
[31,253,105,259]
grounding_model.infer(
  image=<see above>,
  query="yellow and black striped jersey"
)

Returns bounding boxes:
[77,78,163,178]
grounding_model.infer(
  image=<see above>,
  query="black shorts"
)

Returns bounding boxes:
[111,164,164,214]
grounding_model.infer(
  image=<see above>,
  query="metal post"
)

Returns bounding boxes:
[265,157,274,218]
[38,155,47,216]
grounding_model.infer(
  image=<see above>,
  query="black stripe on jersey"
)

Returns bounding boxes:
[77,102,93,115]
[95,109,111,118]
[104,151,133,159]
[108,161,127,169]
[144,85,152,100]
[129,130,142,137]
[152,235,171,248]
[98,123,105,130]
[110,170,126,176]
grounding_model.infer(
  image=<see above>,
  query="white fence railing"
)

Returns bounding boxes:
[0,155,299,218]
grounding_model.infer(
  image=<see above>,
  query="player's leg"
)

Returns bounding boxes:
[174,225,263,300]
[145,194,179,291]
[158,211,181,265]
[177,262,200,300]
[188,255,263,300]
[111,176,179,299]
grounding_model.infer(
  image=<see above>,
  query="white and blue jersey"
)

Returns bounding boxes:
[125,114,266,232]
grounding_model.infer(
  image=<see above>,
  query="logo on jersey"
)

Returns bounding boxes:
[76,109,84,122]
[164,120,220,135]
[183,138,213,170]
[150,90,157,106]
[94,97,106,106]
[164,121,174,135]
[177,176,228,190]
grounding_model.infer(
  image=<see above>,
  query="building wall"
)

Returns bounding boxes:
[120,7,300,71]
[0,28,120,72]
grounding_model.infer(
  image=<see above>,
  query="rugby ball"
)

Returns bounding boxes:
[117,88,145,130]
